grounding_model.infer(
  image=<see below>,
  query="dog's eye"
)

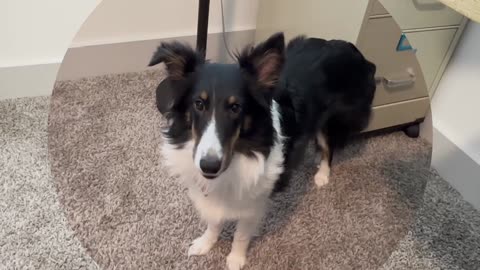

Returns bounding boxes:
[194,100,205,112]
[230,103,241,114]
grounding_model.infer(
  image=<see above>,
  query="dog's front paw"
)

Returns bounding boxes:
[188,235,217,257]
[226,252,246,270]
[314,170,329,187]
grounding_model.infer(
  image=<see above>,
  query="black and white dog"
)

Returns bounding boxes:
[149,33,376,270]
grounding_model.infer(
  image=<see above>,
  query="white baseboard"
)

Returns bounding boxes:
[0,63,60,100]
[432,127,480,209]
[0,30,255,99]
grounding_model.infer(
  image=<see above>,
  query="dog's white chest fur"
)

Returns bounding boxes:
[161,102,285,222]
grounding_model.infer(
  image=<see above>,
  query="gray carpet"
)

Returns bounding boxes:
[0,97,98,269]
[1,69,479,269]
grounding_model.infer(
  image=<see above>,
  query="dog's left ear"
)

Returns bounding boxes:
[148,41,204,80]
[237,32,285,89]
[149,42,203,115]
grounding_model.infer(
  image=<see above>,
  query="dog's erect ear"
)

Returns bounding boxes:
[149,42,203,116]
[237,32,285,88]
[148,41,204,80]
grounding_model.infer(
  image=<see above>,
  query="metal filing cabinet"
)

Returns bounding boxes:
[358,0,467,132]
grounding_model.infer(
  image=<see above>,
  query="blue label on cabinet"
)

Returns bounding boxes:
[396,33,415,52]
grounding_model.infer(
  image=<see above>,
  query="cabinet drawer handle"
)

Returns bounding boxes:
[385,75,416,88]
[376,69,416,89]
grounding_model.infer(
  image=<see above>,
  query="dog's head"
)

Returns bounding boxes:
[149,33,285,179]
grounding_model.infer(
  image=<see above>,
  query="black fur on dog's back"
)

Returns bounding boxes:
[282,36,375,145]
[273,36,376,192]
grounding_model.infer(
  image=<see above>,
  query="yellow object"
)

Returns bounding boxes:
[438,0,480,22]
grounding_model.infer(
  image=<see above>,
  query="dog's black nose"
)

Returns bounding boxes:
[200,156,222,176]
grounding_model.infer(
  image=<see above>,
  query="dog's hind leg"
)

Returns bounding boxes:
[314,132,332,187]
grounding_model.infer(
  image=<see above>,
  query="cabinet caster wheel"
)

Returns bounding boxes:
[404,123,420,138]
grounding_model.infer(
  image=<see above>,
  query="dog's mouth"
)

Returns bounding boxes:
[200,164,227,180]
[201,172,220,179]
[194,170,225,195]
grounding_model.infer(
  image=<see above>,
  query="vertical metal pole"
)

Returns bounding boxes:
[196,0,210,58]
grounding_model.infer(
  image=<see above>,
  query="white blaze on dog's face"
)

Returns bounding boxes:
[190,64,246,179]
[193,114,223,178]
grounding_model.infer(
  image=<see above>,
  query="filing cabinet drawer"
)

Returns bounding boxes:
[365,97,430,131]
[405,28,457,90]
[358,17,429,106]
[377,0,463,29]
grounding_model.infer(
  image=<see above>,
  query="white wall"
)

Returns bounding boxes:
[0,0,100,99]
[432,21,480,165]
[431,21,480,208]
[255,0,369,44]
[0,0,100,68]
[72,0,259,47]
[0,0,259,99]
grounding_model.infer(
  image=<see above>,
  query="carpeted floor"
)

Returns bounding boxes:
[0,97,98,270]
[1,69,479,269]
